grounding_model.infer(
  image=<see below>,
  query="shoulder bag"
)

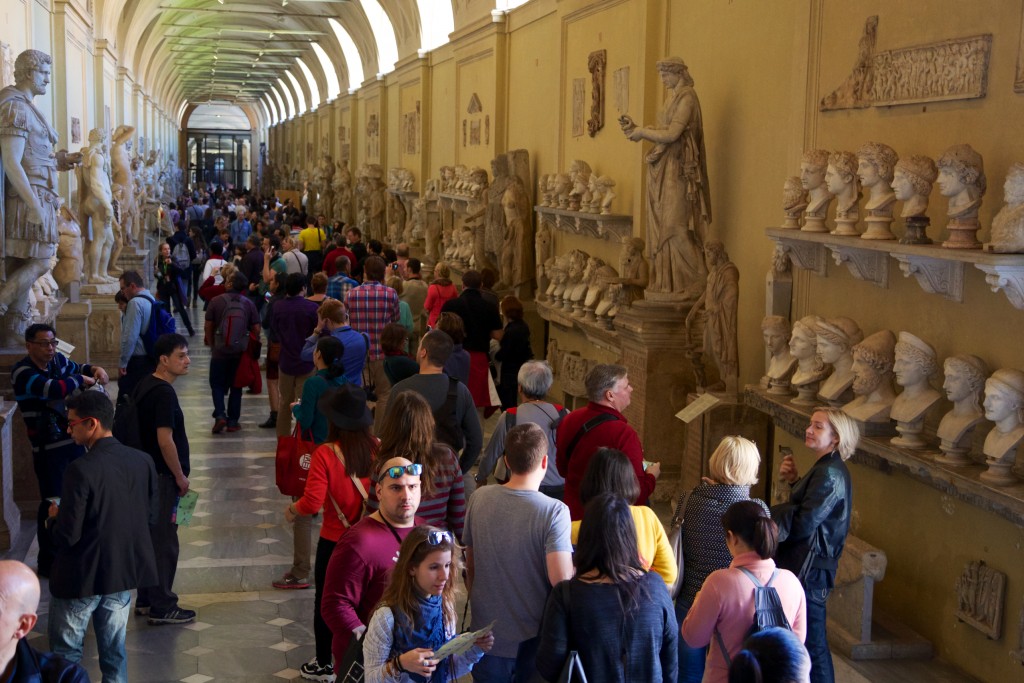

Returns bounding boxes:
[557,581,588,683]
[326,443,370,528]
[666,490,689,600]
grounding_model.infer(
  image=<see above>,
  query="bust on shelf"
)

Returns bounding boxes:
[979,368,1024,486]
[935,354,989,466]
[892,154,938,245]
[816,316,864,406]
[781,176,807,229]
[890,331,942,449]
[936,143,986,250]
[985,162,1024,254]
[800,149,833,232]
[761,315,797,395]
[826,151,861,236]
[843,329,897,425]
[856,142,899,240]
[789,315,830,406]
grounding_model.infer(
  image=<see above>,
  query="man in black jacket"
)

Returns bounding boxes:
[46,390,159,681]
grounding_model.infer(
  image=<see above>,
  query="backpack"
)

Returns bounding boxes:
[137,294,176,357]
[171,241,191,271]
[433,376,465,452]
[494,403,568,483]
[112,380,161,450]
[216,293,251,354]
[714,567,792,667]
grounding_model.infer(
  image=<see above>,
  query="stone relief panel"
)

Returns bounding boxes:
[587,49,606,137]
[87,310,119,355]
[71,118,81,144]
[572,78,585,137]
[365,114,380,159]
[402,101,420,155]
[955,560,1005,639]
[0,42,14,87]
[821,16,992,111]
[613,65,629,114]
[560,352,595,399]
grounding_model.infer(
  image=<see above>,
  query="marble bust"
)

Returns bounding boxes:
[816,316,864,406]
[893,155,938,219]
[890,331,942,449]
[856,142,899,239]
[781,176,807,229]
[936,143,986,249]
[980,368,1024,486]
[789,315,830,405]
[761,315,797,394]
[844,329,897,424]
[826,151,861,235]
[985,162,1024,253]
[935,354,989,466]
[800,149,833,232]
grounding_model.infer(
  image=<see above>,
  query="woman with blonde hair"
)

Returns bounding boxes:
[370,391,466,540]
[424,262,458,328]
[362,526,493,681]
[771,407,859,683]
[676,435,768,683]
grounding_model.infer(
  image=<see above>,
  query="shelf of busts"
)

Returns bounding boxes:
[534,296,621,353]
[765,227,1024,310]
[437,192,478,215]
[744,385,1024,527]
[387,188,419,201]
[535,205,633,243]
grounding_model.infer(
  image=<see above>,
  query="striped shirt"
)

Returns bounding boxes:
[346,281,399,361]
[12,354,93,452]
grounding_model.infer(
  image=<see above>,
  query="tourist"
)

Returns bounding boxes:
[300,299,367,386]
[441,270,503,417]
[259,271,288,428]
[272,273,319,437]
[117,271,158,404]
[204,272,261,434]
[423,261,458,328]
[380,322,418,385]
[347,255,400,428]
[728,628,811,683]
[435,312,470,385]
[495,295,532,411]
[292,336,350,444]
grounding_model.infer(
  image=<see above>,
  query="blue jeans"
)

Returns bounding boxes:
[805,571,835,683]
[49,591,131,683]
[209,355,243,424]
[675,600,708,683]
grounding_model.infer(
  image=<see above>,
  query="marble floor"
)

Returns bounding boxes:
[12,307,979,682]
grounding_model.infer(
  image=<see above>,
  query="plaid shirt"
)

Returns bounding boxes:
[327,274,358,302]
[346,280,399,360]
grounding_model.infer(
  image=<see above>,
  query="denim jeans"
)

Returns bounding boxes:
[49,590,131,683]
[805,571,835,683]
[209,354,243,424]
[675,600,708,683]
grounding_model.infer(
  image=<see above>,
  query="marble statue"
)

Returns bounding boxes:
[596,176,616,215]
[553,173,572,208]
[936,354,989,466]
[78,128,119,288]
[387,191,406,245]
[789,315,829,405]
[333,161,353,226]
[800,149,833,232]
[856,142,899,240]
[620,56,710,300]
[535,221,553,297]
[486,155,512,275]
[614,237,649,306]
[0,49,81,344]
[761,315,797,395]
[501,168,533,294]
[892,154,938,245]
[985,162,1024,253]
[314,148,335,220]
[685,240,739,395]
[366,165,386,240]
[543,174,558,207]
[52,204,82,289]
[110,125,137,247]
[596,283,623,325]
[782,176,807,229]
[980,368,1024,486]
[454,228,473,268]
[582,257,618,320]
[537,174,550,207]
[844,329,897,424]
[564,249,589,312]
[937,143,986,249]
[826,151,861,236]
[890,331,941,449]
[546,254,569,304]
[816,316,864,406]
[568,160,592,212]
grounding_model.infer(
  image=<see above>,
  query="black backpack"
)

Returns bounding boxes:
[714,567,792,667]
[112,380,161,450]
[137,294,176,357]
[433,377,465,453]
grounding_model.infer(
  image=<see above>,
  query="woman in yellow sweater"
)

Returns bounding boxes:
[570,447,677,586]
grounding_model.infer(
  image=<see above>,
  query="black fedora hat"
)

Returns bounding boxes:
[317,384,373,431]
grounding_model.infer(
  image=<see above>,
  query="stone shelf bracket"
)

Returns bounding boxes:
[891,254,964,302]
[974,263,1024,310]
[765,228,1024,309]
[827,243,888,288]
[535,205,633,243]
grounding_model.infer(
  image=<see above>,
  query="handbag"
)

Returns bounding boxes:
[557,581,588,683]
[325,444,370,528]
[335,631,365,683]
[275,426,316,496]
[233,352,263,393]
[666,490,689,600]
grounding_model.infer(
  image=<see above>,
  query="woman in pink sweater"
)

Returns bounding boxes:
[682,501,807,683]
[423,262,459,328]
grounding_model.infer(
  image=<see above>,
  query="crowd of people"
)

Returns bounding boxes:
[6,186,861,683]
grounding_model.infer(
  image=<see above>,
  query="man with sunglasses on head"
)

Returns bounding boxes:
[321,457,424,673]
[11,323,109,577]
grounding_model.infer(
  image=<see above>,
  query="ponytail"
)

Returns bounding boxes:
[722,500,778,560]
[316,336,346,380]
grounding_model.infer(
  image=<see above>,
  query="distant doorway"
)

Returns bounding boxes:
[186,132,252,190]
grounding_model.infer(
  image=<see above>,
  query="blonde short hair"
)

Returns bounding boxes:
[709,436,761,486]
[812,406,860,461]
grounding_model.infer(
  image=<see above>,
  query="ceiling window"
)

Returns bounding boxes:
[285,71,307,114]
[417,0,453,53]
[359,0,398,76]
[275,79,295,119]
[328,18,364,90]
[296,57,321,109]
[311,43,341,101]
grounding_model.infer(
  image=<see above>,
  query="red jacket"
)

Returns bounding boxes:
[555,402,655,520]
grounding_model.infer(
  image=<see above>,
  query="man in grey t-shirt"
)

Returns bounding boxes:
[464,423,573,682]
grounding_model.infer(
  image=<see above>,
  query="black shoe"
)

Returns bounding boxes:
[147,607,196,625]
[258,412,278,429]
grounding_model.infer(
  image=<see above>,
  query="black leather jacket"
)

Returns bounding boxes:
[770,451,852,583]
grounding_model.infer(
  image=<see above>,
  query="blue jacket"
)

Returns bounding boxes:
[4,639,89,683]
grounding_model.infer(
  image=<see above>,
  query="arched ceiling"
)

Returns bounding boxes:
[104,0,444,123]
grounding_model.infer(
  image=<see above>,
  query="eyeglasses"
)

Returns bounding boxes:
[29,340,59,348]
[426,530,452,546]
[66,416,95,431]
[379,463,423,480]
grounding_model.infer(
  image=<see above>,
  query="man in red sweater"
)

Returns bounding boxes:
[320,457,423,667]
[555,364,661,520]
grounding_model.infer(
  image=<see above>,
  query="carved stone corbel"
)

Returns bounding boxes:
[827,244,888,288]
[975,263,1024,310]
[892,254,965,302]
[769,236,827,276]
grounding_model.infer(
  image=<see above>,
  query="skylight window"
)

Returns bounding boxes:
[416,0,453,53]
[359,0,398,75]
[329,18,364,90]
[296,57,321,109]
[285,71,306,114]
[274,80,294,119]
[311,43,341,101]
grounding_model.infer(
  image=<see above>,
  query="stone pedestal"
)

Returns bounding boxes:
[81,293,123,370]
[943,217,982,250]
[861,215,897,240]
[802,213,828,232]
[119,247,150,287]
[55,301,92,366]
[899,215,932,245]
[833,217,860,236]
[0,401,22,551]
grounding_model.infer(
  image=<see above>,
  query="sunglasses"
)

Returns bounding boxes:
[379,463,423,481]
[66,416,95,431]
[425,530,452,546]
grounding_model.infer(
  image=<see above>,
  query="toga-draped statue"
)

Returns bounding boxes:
[621,56,710,300]
[0,49,81,344]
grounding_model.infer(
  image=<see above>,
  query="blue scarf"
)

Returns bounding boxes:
[392,594,447,682]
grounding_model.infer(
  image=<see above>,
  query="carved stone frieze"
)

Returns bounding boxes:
[892,254,964,302]
[955,560,1005,639]
[827,244,888,288]
[587,49,606,137]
